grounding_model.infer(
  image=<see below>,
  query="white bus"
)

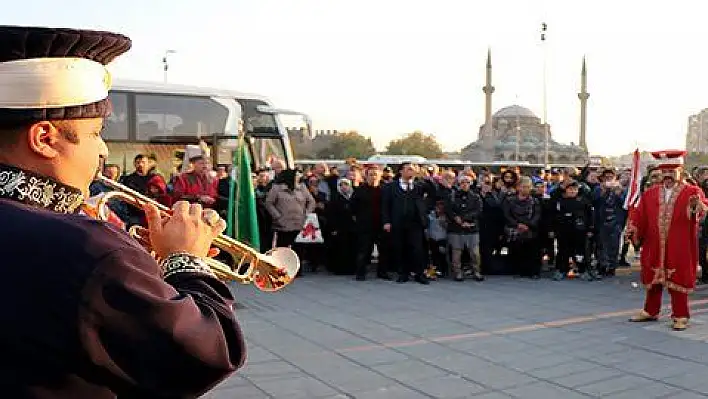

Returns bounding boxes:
[103,79,309,176]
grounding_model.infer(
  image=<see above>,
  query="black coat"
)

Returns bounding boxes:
[327,192,357,234]
[419,178,438,211]
[552,196,594,233]
[351,184,383,233]
[381,179,428,230]
[481,190,506,228]
[445,189,483,234]
[503,195,542,238]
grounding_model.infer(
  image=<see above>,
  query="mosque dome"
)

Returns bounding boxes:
[493,105,538,119]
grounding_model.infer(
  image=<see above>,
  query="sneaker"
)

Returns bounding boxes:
[552,271,565,281]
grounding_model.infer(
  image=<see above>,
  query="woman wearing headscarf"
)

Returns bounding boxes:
[265,169,316,250]
[326,178,358,275]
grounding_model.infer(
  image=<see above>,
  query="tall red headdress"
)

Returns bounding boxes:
[650,150,686,170]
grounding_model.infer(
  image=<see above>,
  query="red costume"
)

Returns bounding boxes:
[629,150,707,330]
[147,174,172,208]
[172,172,218,207]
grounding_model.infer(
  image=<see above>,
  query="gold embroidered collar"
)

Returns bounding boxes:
[0,164,84,214]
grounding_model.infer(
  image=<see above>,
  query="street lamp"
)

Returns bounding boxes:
[162,49,176,83]
[515,97,521,161]
[540,22,549,166]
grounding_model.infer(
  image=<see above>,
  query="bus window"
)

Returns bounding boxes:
[239,99,279,136]
[102,92,129,141]
[135,94,229,142]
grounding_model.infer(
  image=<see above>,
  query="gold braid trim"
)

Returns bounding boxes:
[665,281,693,294]
[642,271,693,294]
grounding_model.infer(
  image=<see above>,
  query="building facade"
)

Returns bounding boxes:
[460,51,589,165]
[287,128,343,158]
[461,105,587,163]
[686,109,708,153]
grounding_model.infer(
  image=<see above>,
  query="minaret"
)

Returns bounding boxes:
[577,56,589,151]
[483,48,494,127]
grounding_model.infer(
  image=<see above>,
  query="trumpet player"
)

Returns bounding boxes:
[0,26,246,398]
[627,150,708,331]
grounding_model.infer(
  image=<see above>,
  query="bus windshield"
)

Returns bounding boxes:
[102,84,298,177]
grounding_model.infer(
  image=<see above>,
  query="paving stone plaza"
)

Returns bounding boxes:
[207,274,708,398]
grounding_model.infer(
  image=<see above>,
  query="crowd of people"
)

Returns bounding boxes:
[263,161,638,284]
[98,153,708,287]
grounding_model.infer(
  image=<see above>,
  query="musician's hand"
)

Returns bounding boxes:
[383,223,392,233]
[144,201,226,259]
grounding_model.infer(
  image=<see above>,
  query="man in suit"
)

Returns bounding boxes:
[382,162,430,284]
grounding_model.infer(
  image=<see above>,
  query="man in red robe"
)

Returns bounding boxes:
[173,155,218,207]
[627,150,708,331]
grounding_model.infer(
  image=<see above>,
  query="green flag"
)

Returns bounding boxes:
[226,140,260,250]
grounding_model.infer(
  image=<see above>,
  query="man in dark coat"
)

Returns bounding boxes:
[0,26,246,398]
[352,167,391,280]
[381,163,430,284]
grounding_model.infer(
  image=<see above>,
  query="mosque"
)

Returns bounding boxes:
[460,50,589,164]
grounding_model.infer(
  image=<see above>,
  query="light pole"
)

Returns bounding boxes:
[515,97,521,161]
[162,50,176,83]
[541,22,549,166]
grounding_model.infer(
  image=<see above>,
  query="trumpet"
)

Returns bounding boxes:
[90,175,300,292]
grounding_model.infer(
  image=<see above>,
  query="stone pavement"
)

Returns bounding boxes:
[205,274,708,398]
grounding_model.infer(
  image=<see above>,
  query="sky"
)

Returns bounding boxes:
[5,0,708,156]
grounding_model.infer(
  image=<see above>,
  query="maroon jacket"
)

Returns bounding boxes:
[0,164,246,398]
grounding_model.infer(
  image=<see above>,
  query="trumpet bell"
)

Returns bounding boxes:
[250,247,300,292]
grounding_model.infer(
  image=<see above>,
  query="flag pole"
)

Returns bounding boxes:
[233,133,245,240]
[226,148,237,238]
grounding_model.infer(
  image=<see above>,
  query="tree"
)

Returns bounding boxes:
[315,131,377,160]
[385,131,444,159]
